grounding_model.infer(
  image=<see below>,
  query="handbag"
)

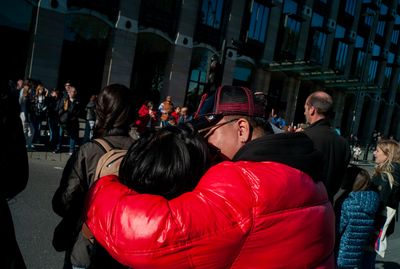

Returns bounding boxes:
[375,172,397,258]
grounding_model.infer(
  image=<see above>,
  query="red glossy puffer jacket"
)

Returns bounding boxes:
[86,161,335,268]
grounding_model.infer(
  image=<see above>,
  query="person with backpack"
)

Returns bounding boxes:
[52,84,136,269]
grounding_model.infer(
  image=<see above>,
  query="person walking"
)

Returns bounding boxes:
[362,139,400,267]
[0,79,29,269]
[52,84,136,269]
[55,86,81,154]
[82,94,97,144]
[298,91,351,201]
[84,85,335,268]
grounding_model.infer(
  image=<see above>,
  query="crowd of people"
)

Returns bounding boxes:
[2,78,400,269]
[10,78,194,155]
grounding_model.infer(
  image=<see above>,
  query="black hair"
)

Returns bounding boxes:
[341,165,371,192]
[118,124,210,199]
[94,84,135,137]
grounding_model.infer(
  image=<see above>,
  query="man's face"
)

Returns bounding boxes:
[68,87,77,98]
[204,117,242,160]
[304,99,314,124]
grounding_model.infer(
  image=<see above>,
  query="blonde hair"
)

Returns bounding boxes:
[375,139,400,186]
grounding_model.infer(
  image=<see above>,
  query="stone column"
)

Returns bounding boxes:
[161,0,198,106]
[363,94,380,140]
[25,0,66,87]
[253,69,271,94]
[333,91,346,130]
[284,76,300,125]
[101,0,141,88]
[221,0,247,86]
[381,66,400,136]
[350,92,365,136]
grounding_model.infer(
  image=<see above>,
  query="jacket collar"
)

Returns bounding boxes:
[308,118,331,128]
[232,132,323,182]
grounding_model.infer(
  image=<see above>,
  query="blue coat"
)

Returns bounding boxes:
[337,190,380,268]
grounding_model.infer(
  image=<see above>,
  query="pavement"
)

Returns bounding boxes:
[8,148,400,268]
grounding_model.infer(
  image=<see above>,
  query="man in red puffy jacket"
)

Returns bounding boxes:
[85,86,335,268]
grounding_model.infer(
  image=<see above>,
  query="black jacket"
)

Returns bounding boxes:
[0,84,29,269]
[52,134,135,267]
[233,132,324,183]
[303,119,351,201]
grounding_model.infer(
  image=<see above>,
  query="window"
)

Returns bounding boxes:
[345,0,356,16]
[335,25,346,38]
[200,0,224,29]
[380,4,388,15]
[388,52,395,64]
[281,16,301,58]
[311,13,324,28]
[367,60,378,83]
[364,8,375,26]
[233,61,253,87]
[283,0,297,14]
[391,30,399,44]
[311,31,327,64]
[355,50,366,77]
[186,48,214,111]
[336,41,349,71]
[247,2,270,42]
[376,21,385,36]
[355,35,365,48]
[383,67,392,88]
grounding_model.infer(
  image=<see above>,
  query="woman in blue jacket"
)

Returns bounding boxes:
[336,166,380,268]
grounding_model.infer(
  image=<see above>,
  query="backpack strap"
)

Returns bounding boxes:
[93,138,114,153]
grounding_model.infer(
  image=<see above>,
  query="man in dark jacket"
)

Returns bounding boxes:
[300,91,351,201]
[0,79,29,268]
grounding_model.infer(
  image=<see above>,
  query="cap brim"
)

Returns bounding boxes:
[187,114,224,132]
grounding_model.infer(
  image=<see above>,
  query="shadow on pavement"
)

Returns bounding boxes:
[376,261,400,269]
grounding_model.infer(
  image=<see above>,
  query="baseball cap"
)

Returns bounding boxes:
[190,85,266,131]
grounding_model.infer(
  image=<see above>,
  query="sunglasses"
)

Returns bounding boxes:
[198,118,239,139]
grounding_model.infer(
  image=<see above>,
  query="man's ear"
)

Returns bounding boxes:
[309,106,316,116]
[236,118,251,143]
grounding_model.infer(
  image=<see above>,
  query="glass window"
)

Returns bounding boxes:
[186,48,214,111]
[372,44,381,56]
[281,16,301,57]
[383,66,392,88]
[310,31,327,64]
[311,13,324,28]
[233,61,253,83]
[355,50,366,77]
[336,41,349,71]
[200,0,224,29]
[355,35,365,48]
[391,30,399,44]
[345,0,356,16]
[376,21,385,36]
[248,2,270,42]
[367,60,378,83]
[283,0,298,14]
[364,8,375,26]
[335,25,346,38]
[388,52,395,63]
[380,4,388,15]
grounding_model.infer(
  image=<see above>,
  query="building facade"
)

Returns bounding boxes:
[2,0,400,142]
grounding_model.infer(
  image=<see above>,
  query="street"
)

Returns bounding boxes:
[8,151,400,268]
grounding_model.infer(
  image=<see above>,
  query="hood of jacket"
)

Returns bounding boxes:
[233,132,323,182]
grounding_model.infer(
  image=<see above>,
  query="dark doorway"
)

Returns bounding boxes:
[58,38,107,104]
[130,33,170,109]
